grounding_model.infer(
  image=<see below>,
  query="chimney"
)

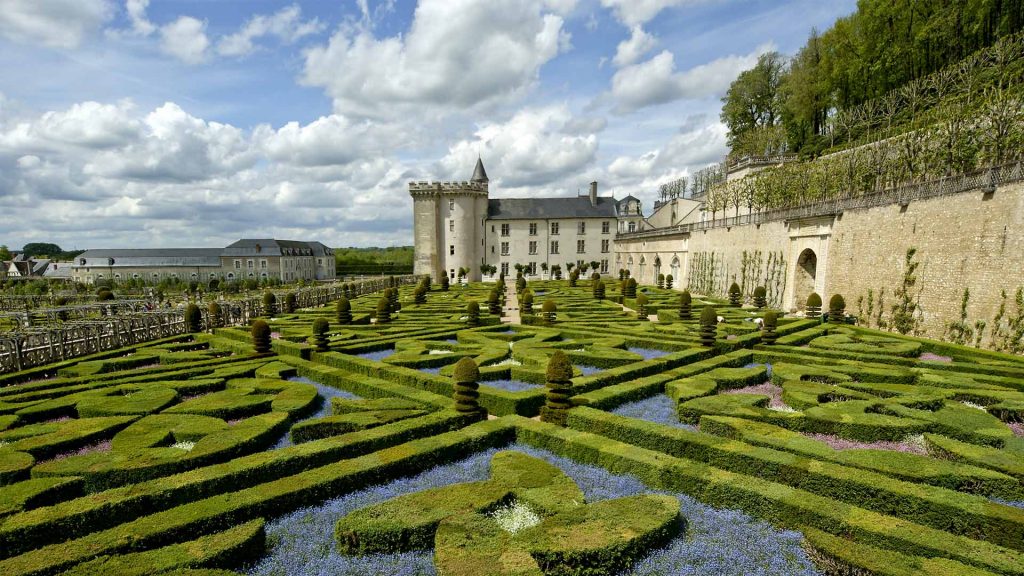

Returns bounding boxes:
[589,181,598,206]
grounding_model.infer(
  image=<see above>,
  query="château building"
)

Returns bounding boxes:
[410,159,644,282]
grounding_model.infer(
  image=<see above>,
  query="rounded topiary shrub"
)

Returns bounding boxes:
[542,299,557,325]
[623,278,637,299]
[762,310,778,344]
[466,300,480,326]
[452,357,483,416]
[568,270,578,288]
[728,283,741,307]
[593,280,605,300]
[666,274,673,289]
[207,302,223,328]
[516,276,526,294]
[488,290,501,315]
[636,293,649,320]
[414,285,426,305]
[251,319,272,354]
[388,287,400,311]
[284,292,297,313]
[657,274,665,289]
[521,290,534,315]
[184,304,202,333]
[336,297,352,324]
[699,305,717,347]
[591,272,601,281]
[828,294,846,324]
[679,291,692,319]
[541,350,573,426]
[312,318,330,351]
[753,286,767,309]
[97,289,114,301]
[376,296,391,323]
[806,292,822,319]
[441,275,450,291]
[262,291,277,316]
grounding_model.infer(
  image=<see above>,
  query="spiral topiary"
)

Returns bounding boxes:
[657,274,665,289]
[521,290,534,315]
[828,294,846,324]
[541,350,573,426]
[312,318,330,351]
[753,286,767,309]
[336,297,352,324]
[284,292,297,313]
[487,290,501,315]
[624,278,637,298]
[262,291,277,316]
[666,274,673,289]
[452,357,483,415]
[542,299,557,324]
[699,305,717,347]
[466,300,480,326]
[184,304,202,333]
[207,302,223,328]
[805,292,822,319]
[251,319,272,354]
[441,275,450,291]
[376,296,391,323]
[636,293,649,320]
[679,290,692,319]
[762,310,778,344]
[728,283,741,307]
[593,280,605,300]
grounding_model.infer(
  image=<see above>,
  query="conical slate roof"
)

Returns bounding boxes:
[471,157,489,183]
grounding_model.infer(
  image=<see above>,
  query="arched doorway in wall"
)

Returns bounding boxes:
[670,257,680,286]
[638,256,646,283]
[794,248,817,309]
[653,257,661,283]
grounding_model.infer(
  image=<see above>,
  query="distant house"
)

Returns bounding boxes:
[70,239,335,285]
[2,254,65,280]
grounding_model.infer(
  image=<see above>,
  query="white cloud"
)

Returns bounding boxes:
[257,114,403,167]
[125,0,155,36]
[440,105,599,190]
[302,0,573,118]
[610,45,771,113]
[0,100,140,150]
[217,4,323,57]
[613,25,657,67]
[600,0,695,27]
[160,16,209,64]
[0,0,113,48]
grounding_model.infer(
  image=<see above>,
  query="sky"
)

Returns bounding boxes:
[0,0,857,250]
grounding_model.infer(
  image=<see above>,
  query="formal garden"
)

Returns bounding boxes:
[0,274,1022,575]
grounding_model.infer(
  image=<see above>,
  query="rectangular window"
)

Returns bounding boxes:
[260,259,267,269]
[577,240,585,254]
[501,242,510,256]
[491,245,495,254]
[528,241,537,255]
[551,222,559,235]
[234,260,240,269]
[601,259,609,273]
[247,260,254,269]
[602,221,610,234]
[501,262,509,276]
[449,199,455,210]
[578,222,586,234]
[450,245,455,255]
[601,239,610,253]
[529,262,536,275]
[628,222,636,232]
[529,223,537,235]
[501,223,510,237]
[550,240,559,254]
[449,220,455,232]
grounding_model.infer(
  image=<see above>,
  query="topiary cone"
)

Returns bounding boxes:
[728,283,741,307]
[452,357,484,415]
[441,275,450,291]
[376,296,391,323]
[521,290,534,315]
[542,299,557,325]
[207,302,223,329]
[466,301,480,327]
[312,318,330,351]
[828,294,846,324]
[699,305,717,347]
[336,297,352,324]
[541,351,573,426]
[593,280,605,300]
[488,290,501,315]
[284,292,297,313]
[761,310,778,344]
[184,303,202,333]
[252,319,272,354]
[262,291,277,316]
[753,286,767,309]
[805,292,822,319]
[636,293,649,321]
[679,291,692,319]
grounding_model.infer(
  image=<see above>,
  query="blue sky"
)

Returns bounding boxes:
[0,0,856,249]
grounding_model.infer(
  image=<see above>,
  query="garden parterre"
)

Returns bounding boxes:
[0,276,1022,575]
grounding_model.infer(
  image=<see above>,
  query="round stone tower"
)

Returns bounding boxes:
[410,158,489,282]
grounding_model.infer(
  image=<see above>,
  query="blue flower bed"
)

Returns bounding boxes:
[479,378,541,392]
[418,366,442,375]
[354,349,396,362]
[247,443,820,576]
[628,347,670,359]
[270,377,360,450]
[744,362,773,378]
[994,498,1024,510]
[611,394,696,431]
[576,364,603,376]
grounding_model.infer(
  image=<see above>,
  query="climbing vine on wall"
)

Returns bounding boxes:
[689,250,784,308]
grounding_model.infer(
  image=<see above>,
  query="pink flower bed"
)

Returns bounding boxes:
[721,382,791,410]
[270,332,281,340]
[804,433,928,455]
[919,352,952,363]
[1009,422,1024,437]
[42,416,72,425]
[38,439,113,464]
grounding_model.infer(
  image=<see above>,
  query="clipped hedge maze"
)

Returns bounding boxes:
[0,276,1022,575]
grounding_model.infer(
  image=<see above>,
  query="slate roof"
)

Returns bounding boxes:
[471,157,489,183]
[222,239,317,257]
[75,249,223,268]
[487,196,619,220]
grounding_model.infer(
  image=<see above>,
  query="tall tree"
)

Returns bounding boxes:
[720,51,787,156]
